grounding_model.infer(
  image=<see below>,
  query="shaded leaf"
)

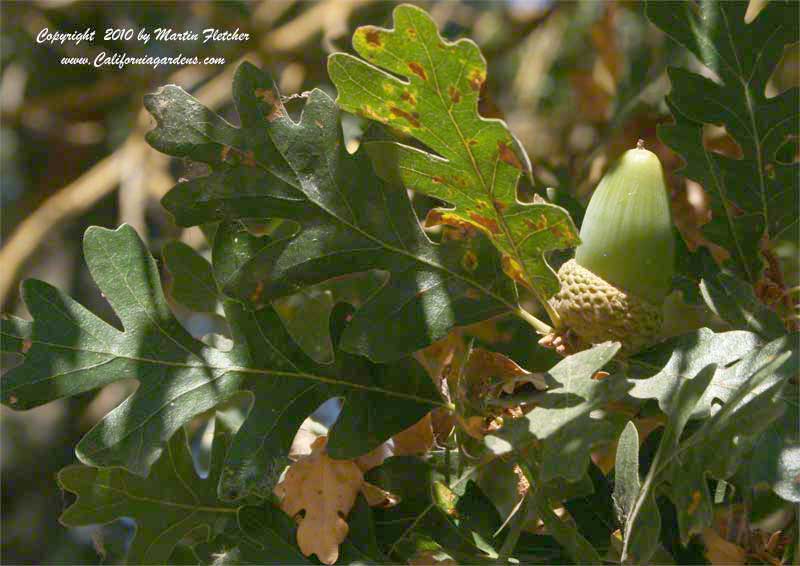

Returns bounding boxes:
[485,342,631,483]
[1,225,440,493]
[648,0,799,282]
[338,495,388,564]
[699,265,786,340]
[746,403,800,503]
[625,347,794,557]
[667,352,792,542]
[147,62,519,362]
[562,463,616,554]
[366,456,489,563]
[58,417,237,565]
[529,488,603,565]
[329,4,579,299]
[622,364,717,564]
[191,505,308,565]
[164,241,219,313]
[0,314,32,355]
[628,328,761,416]
[272,270,386,364]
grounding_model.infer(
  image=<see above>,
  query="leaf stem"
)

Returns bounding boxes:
[514,305,553,335]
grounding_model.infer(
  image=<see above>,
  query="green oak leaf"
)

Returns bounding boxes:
[365,457,491,564]
[627,328,760,414]
[622,364,717,564]
[666,353,789,543]
[484,342,632,483]
[236,504,312,564]
[0,225,441,496]
[146,61,519,363]
[623,348,794,559]
[647,0,799,283]
[0,314,31,356]
[628,329,796,419]
[562,463,617,556]
[612,421,641,528]
[744,396,800,503]
[57,416,238,565]
[328,4,579,299]
[164,241,220,314]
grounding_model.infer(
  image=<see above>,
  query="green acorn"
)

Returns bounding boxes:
[549,140,675,355]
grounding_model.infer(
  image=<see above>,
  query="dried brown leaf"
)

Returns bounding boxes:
[702,528,747,565]
[392,413,434,456]
[274,437,363,565]
[360,481,399,508]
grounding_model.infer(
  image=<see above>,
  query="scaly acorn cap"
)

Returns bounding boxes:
[550,141,674,355]
[550,259,663,355]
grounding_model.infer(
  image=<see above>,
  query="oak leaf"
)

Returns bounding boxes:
[274,437,364,564]
[391,413,434,455]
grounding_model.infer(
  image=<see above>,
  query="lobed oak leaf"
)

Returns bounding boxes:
[329,4,579,301]
[274,436,364,565]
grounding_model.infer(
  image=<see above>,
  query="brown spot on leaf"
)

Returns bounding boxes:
[502,256,528,287]
[250,281,264,304]
[390,106,420,127]
[729,200,745,217]
[493,200,507,212]
[461,250,478,272]
[469,212,500,234]
[400,91,417,105]
[468,139,478,146]
[254,88,284,122]
[432,176,445,184]
[406,28,417,39]
[591,371,610,381]
[468,69,485,92]
[549,222,575,242]
[362,105,382,121]
[8,395,17,405]
[687,490,702,515]
[254,87,278,104]
[364,28,382,47]
[525,215,548,231]
[22,339,32,354]
[221,146,231,161]
[448,86,461,104]
[408,62,427,81]
[497,141,523,170]
[425,209,473,233]
[464,287,481,300]
[242,151,256,167]
[425,209,446,227]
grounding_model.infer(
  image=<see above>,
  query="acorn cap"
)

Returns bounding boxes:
[551,259,663,356]
[575,142,675,305]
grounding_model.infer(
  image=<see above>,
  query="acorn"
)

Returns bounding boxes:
[548,141,675,355]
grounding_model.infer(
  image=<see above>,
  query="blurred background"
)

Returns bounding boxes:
[1,0,797,563]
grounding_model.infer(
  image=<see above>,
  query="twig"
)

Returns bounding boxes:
[0,56,260,307]
[261,0,371,54]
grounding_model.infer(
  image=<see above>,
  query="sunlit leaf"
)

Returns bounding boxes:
[329,4,578,300]
[648,0,799,282]
[58,416,238,565]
